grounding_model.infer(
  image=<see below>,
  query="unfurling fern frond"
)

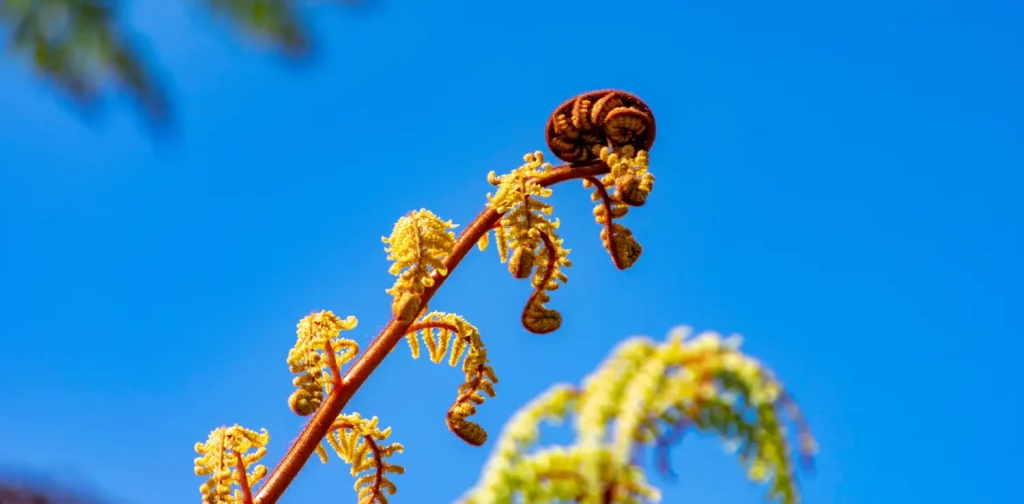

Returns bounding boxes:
[315,413,406,504]
[583,146,654,270]
[404,311,499,446]
[285,310,360,416]
[183,90,677,504]
[484,152,572,334]
[383,209,459,323]
[193,425,270,504]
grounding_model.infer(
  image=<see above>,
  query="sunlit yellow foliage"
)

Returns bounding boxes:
[460,327,816,504]
[404,311,499,446]
[286,310,360,416]
[315,412,406,504]
[193,425,270,504]
[484,151,572,334]
[383,209,459,323]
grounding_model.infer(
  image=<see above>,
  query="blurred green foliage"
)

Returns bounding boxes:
[0,0,351,128]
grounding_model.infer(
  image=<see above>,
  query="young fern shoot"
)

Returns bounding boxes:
[483,153,572,334]
[404,311,498,446]
[190,90,814,504]
[194,425,270,504]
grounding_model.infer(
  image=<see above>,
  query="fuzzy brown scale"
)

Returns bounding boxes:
[545,90,656,164]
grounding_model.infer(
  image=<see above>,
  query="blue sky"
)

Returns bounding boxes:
[1,0,1021,502]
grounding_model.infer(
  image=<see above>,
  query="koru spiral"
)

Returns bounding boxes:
[544,90,657,164]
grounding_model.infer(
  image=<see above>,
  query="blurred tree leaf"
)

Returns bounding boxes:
[1,0,170,127]
[0,0,360,131]
[0,476,104,504]
[206,0,311,56]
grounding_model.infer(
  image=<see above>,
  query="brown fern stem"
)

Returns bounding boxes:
[584,175,627,269]
[405,321,461,338]
[234,451,254,504]
[252,160,610,504]
[446,365,487,425]
[520,229,560,334]
[445,370,488,445]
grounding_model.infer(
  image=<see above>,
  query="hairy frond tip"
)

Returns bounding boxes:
[404,311,499,446]
[194,425,270,504]
[383,209,458,323]
[460,327,816,504]
[485,152,572,334]
[583,146,654,270]
[315,413,405,504]
[286,310,360,416]
[601,146,654,207]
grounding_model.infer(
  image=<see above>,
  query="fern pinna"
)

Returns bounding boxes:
[191,90,816,504]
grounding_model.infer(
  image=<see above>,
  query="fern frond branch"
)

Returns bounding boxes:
[406,321,461,337]
[446,363,490,436]
[536,230,559,289]
[585,175,627,269]
[454,366,488,402]
[252,160,610,504]
[521,229,560,328]
[329,418,387,498]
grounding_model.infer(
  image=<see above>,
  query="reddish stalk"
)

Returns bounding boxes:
[445,366,489,445]
[584,175,627,270]
[405,321,461,338]
[520,229,561,334]
[252,161,609,504]
[329,418,388,497]
[234,451,254,504]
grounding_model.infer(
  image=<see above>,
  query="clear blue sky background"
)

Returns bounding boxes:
[1,0,1021,503]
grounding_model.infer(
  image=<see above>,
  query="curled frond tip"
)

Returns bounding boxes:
[404,311,499,446]
[485,152,572,335]
[316,412,406,504]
